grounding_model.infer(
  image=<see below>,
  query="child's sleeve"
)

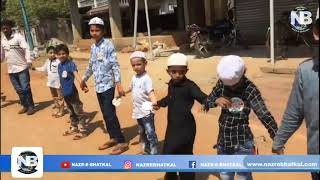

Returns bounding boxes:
[107,42,121,83]
[157,85,170,108]
[71,61,78,72]
[248,85,278,139]
[83,48,94,82]
[144,76,154,95]
[204,80,223,108]
[157,95,169,107]
[190,82,207,104]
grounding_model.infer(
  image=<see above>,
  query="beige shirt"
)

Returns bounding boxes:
[1,32,31,73]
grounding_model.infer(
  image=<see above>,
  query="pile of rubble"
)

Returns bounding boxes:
[121,40,178,57]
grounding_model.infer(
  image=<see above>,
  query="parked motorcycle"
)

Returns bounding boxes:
[187,18,248,58]
[187,24,210,58]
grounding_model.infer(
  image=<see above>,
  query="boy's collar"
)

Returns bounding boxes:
[136,71,147,77]
[4,32,14,40]
[168,77,188,86]
[95,38,105,46]
[60,59,70,64]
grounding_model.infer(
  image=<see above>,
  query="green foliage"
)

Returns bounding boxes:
[2,0,70,27]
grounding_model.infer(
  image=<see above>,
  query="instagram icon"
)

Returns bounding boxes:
[123,160,132,169]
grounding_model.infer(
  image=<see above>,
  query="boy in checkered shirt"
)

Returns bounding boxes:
[203,55,278,180]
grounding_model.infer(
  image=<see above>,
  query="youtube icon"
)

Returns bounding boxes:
[61,161,71,168]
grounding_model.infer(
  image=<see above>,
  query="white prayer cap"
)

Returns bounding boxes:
[167,53,188,67]
[88,17,104,26]
[217,55,245,86]
[130,51,146,60]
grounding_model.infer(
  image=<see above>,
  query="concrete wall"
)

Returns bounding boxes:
[33,18,73,45]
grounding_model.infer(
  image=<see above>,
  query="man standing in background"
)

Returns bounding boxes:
[1,19,35,115]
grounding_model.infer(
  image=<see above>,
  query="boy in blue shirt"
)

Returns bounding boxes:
[56,44,88,140]
[81,17,129,154]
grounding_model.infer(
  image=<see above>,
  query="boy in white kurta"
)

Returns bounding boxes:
[32,46,65,117]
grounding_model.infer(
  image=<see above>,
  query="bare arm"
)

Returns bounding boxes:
[74,71,88,92]
[149,91,157,104]
[34,60,48,72]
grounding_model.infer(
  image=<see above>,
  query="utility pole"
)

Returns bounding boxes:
[269,0,275,65]
[132,0,154,60]
[19,0,34,50]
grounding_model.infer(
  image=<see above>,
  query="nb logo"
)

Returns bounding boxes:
[17,151,38,174]
[11,147,43,178]
[290,6,313,33]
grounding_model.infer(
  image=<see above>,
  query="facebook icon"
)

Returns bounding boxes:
[189,161,196,168]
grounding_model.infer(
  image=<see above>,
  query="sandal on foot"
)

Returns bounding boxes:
[73,132,88,140]
[110,143,129,155]
[98,139,118,150]
[62,128,79,136]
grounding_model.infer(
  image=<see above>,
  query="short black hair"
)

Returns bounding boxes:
[1,19,15,28]
[55,44,69,55]
[46,46,56,53]
[89,24,105,31]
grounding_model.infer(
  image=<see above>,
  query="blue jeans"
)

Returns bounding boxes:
[9,68,34,109]
[216,141,255,180]
[137,113,159,155]
[97,87,125,143]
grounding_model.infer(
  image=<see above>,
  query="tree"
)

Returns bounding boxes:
[2,0,70,27]
[1,0,7,11]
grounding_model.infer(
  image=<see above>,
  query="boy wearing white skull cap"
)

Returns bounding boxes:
[155,53,207,180]
[127,51,159,155]
[81,17,129,154]
[204,55,278,180]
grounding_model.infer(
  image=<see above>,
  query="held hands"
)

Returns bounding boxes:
[153,103,160,111]
[27,63,33,69]
[80,80,89,93]
[116,84,126,97]
[215,97,232,108]
[201,104,210,113]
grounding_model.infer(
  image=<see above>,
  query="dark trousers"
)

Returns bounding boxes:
[312,172,319,180]
[165,172,195,180]
[163,134,195,180]
[97,87,125,143]
[9,68,34,109]
[64,88,84,130]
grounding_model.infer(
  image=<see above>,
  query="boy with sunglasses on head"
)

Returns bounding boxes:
[154,53,207,180]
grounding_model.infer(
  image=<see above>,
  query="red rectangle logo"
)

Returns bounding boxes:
[60,161,71,168]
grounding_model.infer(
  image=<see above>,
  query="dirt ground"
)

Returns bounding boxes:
[0,48,312,180]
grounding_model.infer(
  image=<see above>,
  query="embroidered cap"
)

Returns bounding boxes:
[217,55,245,86]
[88,17,104,26]
[167,53,188,67]
[130,51,146,60]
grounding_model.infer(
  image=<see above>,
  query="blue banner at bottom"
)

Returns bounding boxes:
[1,155,319,172]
